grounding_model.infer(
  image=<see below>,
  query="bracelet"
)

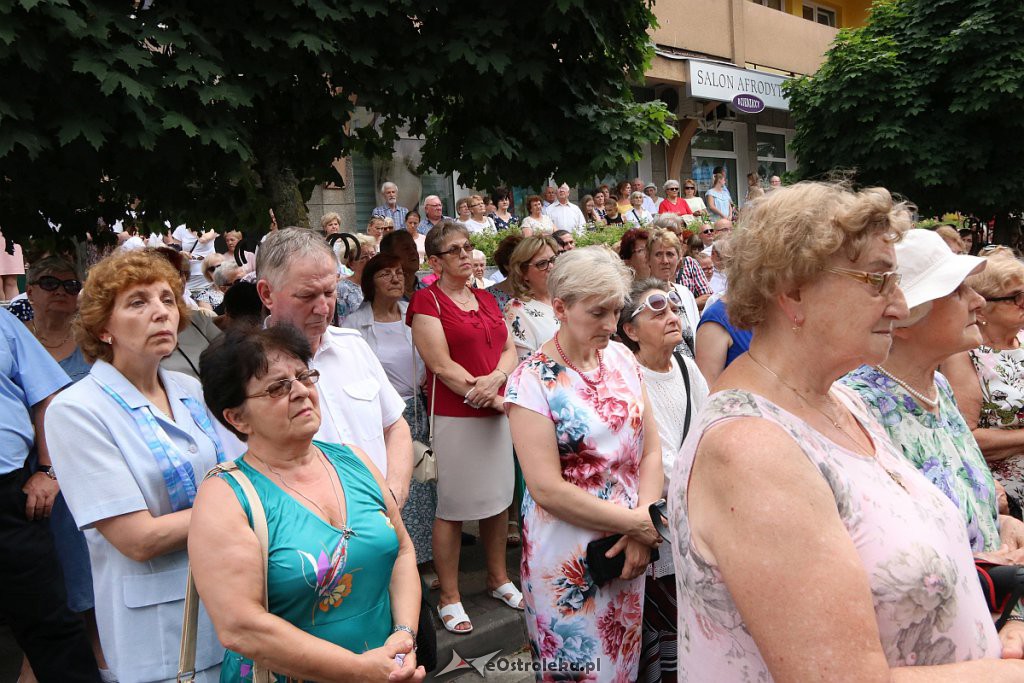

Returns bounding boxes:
[498,369,509,383]
[392,624,417,649]
[1006,615,1024,623]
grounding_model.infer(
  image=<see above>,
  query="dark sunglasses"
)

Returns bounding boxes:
[630,289,683,319]
[33,275,82,295]
[684,186,697,190]
[247,369,321,399]
[701,229,714,235]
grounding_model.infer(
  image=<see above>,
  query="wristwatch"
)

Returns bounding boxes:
[37,465,57,481]
[392,624,417,650]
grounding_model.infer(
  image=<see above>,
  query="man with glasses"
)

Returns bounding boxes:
[371,181,409,227]
[702,218,733,255]
[552,230,576,253]
[418,194,451,235]
[255,228,414,506]
[543,183,585,234]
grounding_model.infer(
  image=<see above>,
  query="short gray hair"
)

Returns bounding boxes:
[381,181,397,193]
[651,213,681,232]
[547,246,631,307]
[212,262,241,287]
[256,228,336,289]
[27,255,78,283]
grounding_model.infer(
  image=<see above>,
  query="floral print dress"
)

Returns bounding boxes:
[504,297,559,361]
[218,441,399,682]
[842,366,1000,552]
[505,342,647,682]
[668,388,1001,681]
[968,338,1024,509]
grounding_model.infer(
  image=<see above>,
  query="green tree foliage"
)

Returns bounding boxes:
[786,0,1024,223]
[0,0,673,242]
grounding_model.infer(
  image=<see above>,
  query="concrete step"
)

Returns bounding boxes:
[425,522,529,681]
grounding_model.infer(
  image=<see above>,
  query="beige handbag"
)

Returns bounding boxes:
[411,291,440,484]
[177,462,282,683]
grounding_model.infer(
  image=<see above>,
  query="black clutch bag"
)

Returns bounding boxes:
[585,500,669,587]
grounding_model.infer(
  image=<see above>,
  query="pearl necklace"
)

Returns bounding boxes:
[747,353,909,493]
[553,332,604,387]
[875,365,938,409]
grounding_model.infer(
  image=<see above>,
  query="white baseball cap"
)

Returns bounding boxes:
[894,228,986,310]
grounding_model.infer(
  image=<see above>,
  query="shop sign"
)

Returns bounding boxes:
[732,93,765,113]
[686,60,789,111]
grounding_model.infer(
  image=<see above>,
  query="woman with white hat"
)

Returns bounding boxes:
[842,228,1024,653]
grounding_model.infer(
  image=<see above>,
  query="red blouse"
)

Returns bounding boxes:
[658,197,694,215]
[406,282,508,417]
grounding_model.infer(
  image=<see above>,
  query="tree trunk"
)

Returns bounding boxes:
[992,211,1022,249]
[258,142,309,230]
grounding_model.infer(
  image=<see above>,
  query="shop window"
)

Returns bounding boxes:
[691,129,735,153]
[756,129,790,183]
[803,2,837,27]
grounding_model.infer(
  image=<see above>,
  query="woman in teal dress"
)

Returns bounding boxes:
[190,325,425,682]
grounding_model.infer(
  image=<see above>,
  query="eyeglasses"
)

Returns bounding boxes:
[439,242,474,257]
[469,203,483,209]
[247,369,321,400]
[630,289,683,319]
[33,276,83,295]
[986,291,1024,307]
[666,187,679,192]
[701,229,714,235]
[824,267,902,297]
[529,255,558,271]
[684,186,696,191]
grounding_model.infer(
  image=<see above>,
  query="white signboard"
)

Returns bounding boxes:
[685,60,790,111]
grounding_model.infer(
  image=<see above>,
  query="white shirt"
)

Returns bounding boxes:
[504,298,559,361]
[173,225,217,292]
[46,362,244,683]
[340,301,424,402]
[709,267,728,294]
[463,216,495,234]
[543,201,586,233]
[309,326,407,475]
[624,207,653,227]
[642,195,660,213]
[521,214,555,234]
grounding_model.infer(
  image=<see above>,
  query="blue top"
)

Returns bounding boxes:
[0,308,70,474]
[705,187,733,217]
[698,299,752,368]
[45,360,244,683]
[58,346,92,384]
[219,441,400,682]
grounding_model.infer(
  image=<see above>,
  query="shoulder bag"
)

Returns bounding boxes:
[177,462,281,683]
[412,291,441,484]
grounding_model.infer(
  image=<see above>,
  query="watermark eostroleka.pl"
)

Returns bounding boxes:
[435,649,602,678]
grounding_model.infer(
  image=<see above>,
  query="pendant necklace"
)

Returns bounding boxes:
[747,353,909,493]
[249,449,351,532]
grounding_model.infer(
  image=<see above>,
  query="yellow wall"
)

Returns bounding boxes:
[784,0,871,28]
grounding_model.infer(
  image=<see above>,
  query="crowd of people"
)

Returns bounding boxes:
[4,174,1024,683]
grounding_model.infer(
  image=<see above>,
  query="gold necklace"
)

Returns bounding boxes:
[747,353,909,493]
[248,449,349,529]
[29,320,71,349]
[440,282,473,306]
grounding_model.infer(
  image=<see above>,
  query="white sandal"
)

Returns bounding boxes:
[489,581,525,610]
[437,601,474,634]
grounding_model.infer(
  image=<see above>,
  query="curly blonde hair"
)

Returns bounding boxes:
[967,253,1024,299]
[76,250,190,363]
[727,182,912,329]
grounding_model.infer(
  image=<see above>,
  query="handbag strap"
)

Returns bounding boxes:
[672,350,693,448]
[178,461,274,683]
[424,290,442,441]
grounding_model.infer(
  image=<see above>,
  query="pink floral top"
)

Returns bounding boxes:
[668,387,1001,681]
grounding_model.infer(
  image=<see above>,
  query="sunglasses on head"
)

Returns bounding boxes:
[630,289,683,319]
[34,275,82,295]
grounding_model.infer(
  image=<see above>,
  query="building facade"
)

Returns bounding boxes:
[308,0,868,228]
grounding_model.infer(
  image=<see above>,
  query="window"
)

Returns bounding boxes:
[751,0,783,9]
[691,127,738,199]
[756,128,791,185]
[803,2,837,27]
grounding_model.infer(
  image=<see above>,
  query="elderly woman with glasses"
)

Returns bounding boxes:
[503,236,561,362]
[189,325,425,682]
[463,195,496,234]
[407,221,521,635]
[668,182,1021,679]
[945,253,1024,519]
[617,277,709,683]
[45,250,244,683]
[625,191,654,228]
[657,180,694,219]
[647,229,700,359]
[505,247,664,682]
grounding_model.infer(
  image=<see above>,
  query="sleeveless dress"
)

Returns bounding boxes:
[505,342,647,682]
[218,441,400,682]
[968,336,1024,511]
[668,388,1000,681]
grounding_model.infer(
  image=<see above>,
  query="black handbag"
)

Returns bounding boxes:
[585,500,670,587]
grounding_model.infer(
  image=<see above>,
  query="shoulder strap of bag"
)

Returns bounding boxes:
[424,290,441,441]
[672,350,692,449]
[178,461,275,683]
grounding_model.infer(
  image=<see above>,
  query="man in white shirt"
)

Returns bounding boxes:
[255,228,414,505]
[543,183,585,233]
[642,182,661,213]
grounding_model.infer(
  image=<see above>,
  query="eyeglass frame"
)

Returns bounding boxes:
[683,185,697,191]
[823,266,902,296]
[629,289,684,320]
[246,369,321,400]
[985,291,1024,307]
[437,242,475,258]
[528,255,558,271]
[31,275,83,295]
[373,267,405,281]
